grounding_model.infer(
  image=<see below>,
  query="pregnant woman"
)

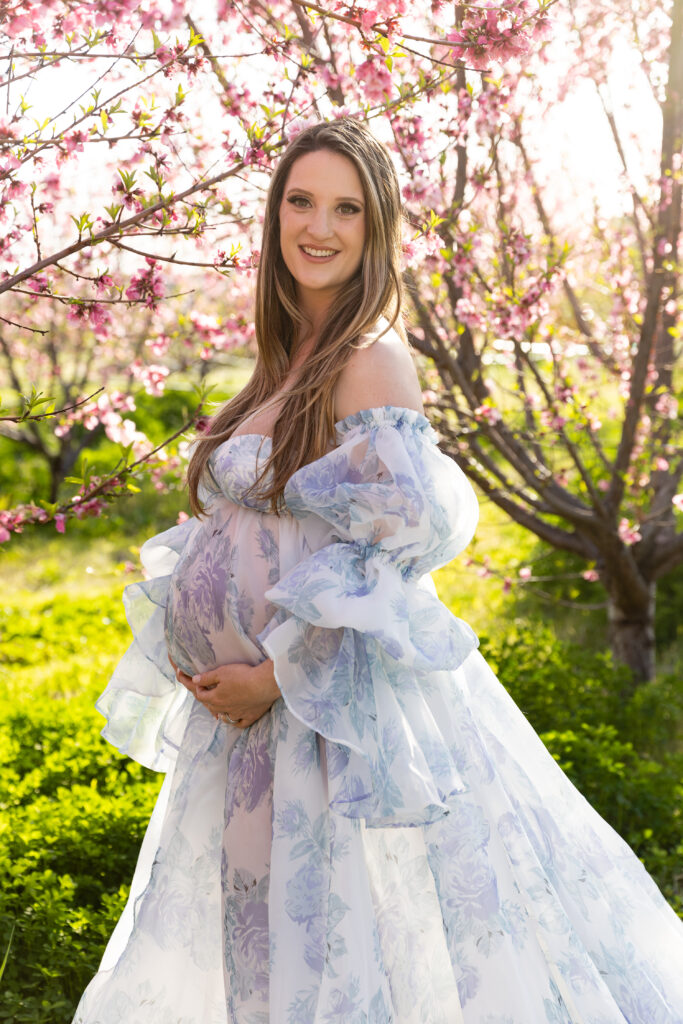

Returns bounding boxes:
[74,118,683,1024]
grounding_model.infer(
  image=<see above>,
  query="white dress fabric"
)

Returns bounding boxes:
[73,406,683,1024]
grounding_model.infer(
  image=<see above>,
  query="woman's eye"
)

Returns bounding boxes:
[286,196,361,215]
[338,203,361,216]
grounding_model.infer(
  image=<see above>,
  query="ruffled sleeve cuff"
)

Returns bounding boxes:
[96,519,196,772]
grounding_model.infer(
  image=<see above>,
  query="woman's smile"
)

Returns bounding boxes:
[299,245,339,260]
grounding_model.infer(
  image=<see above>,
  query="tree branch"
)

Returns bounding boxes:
[0,159,255,295]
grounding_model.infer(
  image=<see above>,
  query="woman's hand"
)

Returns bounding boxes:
[168,654,280,729]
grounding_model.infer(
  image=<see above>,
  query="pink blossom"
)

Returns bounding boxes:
[73,497,106,520]
[518,567,531,580]
[360,9,378,32]
[190,311,222,336]
[138,364,170,396]
[582,569,599,582]
[146,334,171,357]
[402,231,442,270]
[105,416,148,454]
[617,518,642,546]
[177,510,190,524]
[8,14,32,35]
[55,513,66,534]
[62,130,87,156]
[155,44,174,67]
[66,303,87,324]
[654,393,678,420]
[88,302,111,331]
[355,59,393,103]
[540,409,567,430]
[673,494,683,513]
[474,403,501,424]
[125,259,165,309]
[655,457,670,471]
[0,526,10,543]
[28,275,50,293]
[0,153,21,173]
[94,273,115,294]
[402,170,441,207]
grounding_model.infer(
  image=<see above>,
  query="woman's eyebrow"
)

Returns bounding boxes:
[285,187,364,204]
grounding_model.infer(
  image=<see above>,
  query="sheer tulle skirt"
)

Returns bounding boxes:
[74,649,683,1024]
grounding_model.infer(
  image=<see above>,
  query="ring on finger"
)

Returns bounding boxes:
[219,711,239,725]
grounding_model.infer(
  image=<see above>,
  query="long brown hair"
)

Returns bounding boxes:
[187,117,406,514]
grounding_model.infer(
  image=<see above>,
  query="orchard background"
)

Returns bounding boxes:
[0,0,682,1019]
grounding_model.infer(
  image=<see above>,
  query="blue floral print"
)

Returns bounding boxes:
[75,407,683,1024]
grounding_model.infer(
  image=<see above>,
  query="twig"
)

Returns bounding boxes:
[60,406,202,507]
[0,387,105,423]
[5,45,13,115]
[10,287,195,304]
[0,314,48,334]
[112,238,240,270]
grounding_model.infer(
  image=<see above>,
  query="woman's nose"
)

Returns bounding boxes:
[307,206,334,239]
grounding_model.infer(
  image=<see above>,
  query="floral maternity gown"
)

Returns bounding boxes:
[74,406,683,1024]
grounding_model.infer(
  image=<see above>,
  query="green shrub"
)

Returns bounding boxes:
[0,590,162,1023]
[0,692,161,1022]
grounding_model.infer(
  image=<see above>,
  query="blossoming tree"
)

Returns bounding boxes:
[1,0,550,525]
[400,0,683,683]
[1,0,681,680]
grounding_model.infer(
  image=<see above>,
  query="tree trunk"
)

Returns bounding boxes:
[606,580,656,690]
[48,443,83,504]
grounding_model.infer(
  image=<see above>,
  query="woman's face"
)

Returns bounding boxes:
[278,148,366,319]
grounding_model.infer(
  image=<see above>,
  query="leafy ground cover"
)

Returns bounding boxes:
[0,467,681,1022]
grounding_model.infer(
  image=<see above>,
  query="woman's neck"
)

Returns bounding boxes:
[289,323,319,369]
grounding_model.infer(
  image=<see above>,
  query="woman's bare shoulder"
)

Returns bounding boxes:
[334,327,424,421]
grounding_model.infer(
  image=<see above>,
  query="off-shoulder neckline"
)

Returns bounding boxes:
[226,405,433,445]
[334,405,432,436]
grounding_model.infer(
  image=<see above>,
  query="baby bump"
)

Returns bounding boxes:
[165,505,280,676]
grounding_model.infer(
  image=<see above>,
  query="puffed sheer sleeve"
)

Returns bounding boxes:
[96,517,197,772]
[258,406,480,827]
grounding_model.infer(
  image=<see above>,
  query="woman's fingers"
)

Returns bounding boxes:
[192,670,218,695]
[186,663,277,728]
[216,703,272,730]
[168,654,193,687]
[195,684,218,698]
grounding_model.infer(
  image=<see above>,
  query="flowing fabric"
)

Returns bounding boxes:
[74,406,683,1024]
